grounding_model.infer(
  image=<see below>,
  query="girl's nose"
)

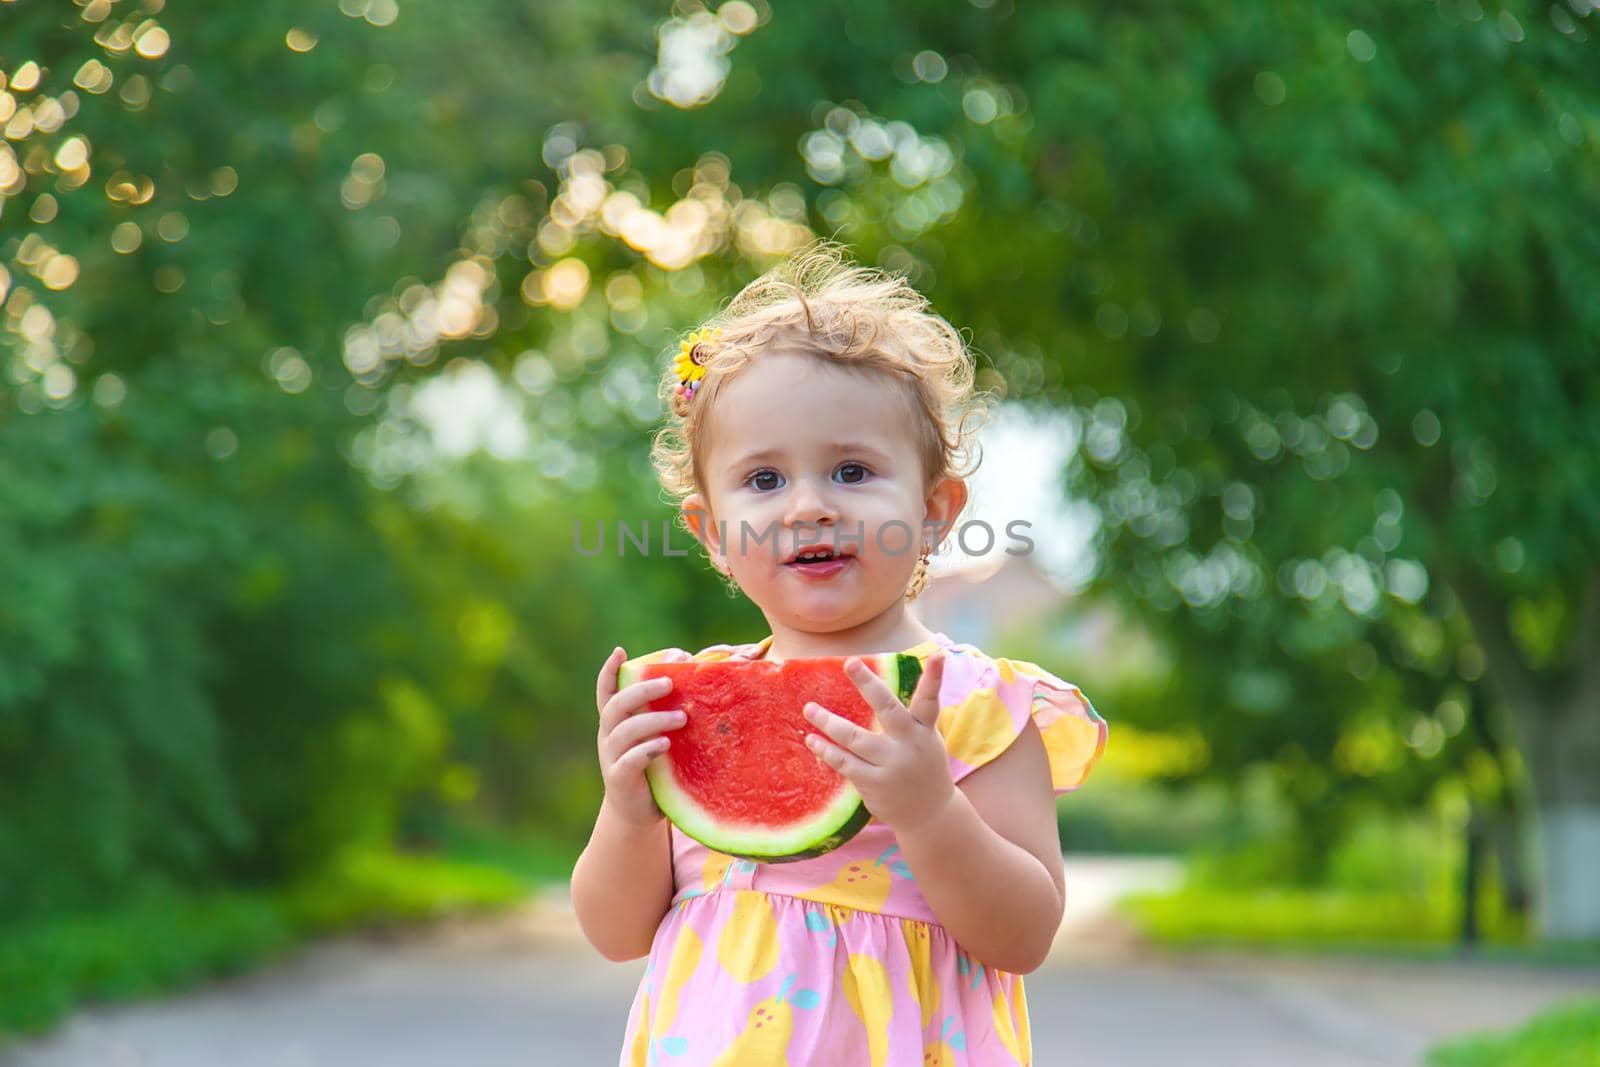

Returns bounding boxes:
[784,479,839,527]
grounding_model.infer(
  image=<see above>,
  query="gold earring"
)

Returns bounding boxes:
[905,546,932,601]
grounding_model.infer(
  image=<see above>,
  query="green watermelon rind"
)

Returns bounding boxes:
[618,650,924,863]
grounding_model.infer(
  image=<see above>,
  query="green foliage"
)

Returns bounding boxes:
[0,0,695,923]
[1427,998,1600,1067]
[412,813,583,888]
[0,884,292,1036]
[0,408,252,914]
[281,847,526,934]
[1056,778,1240,856]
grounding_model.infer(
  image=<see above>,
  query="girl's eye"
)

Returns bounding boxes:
[749,470,782,491]
[836,463,869,484]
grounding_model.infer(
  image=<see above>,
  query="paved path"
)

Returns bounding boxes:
[5,859,1596,1067]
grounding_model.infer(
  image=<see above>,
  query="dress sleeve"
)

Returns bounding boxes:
[933,648,1108,797]
[633,647,695,666]
[690,640,767,661]
[631,643,750,669]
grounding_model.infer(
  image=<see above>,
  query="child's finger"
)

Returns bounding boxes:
[625,735,671,770]
[595,646,625,714]
[841,656,913,734]
[804,730,874,781]
[906,652,946,729]
[609,710,687,757]
[601,675,675,734]
[804,702,888,766]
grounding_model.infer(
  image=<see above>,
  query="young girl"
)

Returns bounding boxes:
[572,242,1108,1066]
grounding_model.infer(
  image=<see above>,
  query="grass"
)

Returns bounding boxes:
[1118,886,1464,952]
[1112,812,1541,958]
[0,886,293,1038]
[0,822,582,1042]
[1115,884,1600,971]
[1427,997,1600,1067]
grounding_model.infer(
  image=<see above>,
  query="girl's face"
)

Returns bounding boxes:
[682,350,967,638]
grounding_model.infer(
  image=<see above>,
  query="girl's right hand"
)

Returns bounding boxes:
[594,646,690,830]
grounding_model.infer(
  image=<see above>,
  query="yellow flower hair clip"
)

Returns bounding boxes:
[672,326,720,404]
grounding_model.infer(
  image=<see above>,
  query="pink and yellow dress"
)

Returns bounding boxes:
[617,631,1107,1066]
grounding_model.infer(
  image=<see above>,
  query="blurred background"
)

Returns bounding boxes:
[2,0,1598,1064]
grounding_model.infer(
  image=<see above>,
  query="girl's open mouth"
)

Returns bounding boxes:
[786,548,852,577]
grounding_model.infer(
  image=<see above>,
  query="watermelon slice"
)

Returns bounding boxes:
[617,651,924,862]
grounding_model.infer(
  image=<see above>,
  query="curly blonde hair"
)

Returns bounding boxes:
[650,240,997,598]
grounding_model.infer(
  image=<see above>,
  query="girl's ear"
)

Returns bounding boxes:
[923,476,968,550]
[682,492,721,554]
[683,493,733,578]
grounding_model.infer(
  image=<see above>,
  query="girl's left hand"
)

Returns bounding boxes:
[802,652,955,836]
